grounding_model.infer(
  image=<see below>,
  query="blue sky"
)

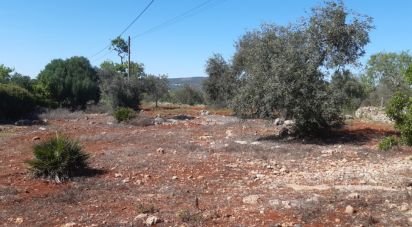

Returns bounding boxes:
[1,0,411,78]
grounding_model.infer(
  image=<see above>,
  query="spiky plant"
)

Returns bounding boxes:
[27,135,89,182]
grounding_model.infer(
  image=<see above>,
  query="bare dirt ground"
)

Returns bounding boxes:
[0,106,411,226]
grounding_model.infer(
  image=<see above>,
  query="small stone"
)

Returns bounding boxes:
[197,176,204,180]
[145,215,160,226]
[156,147,165,154]
[122,178,130,183]
[279,167,289,174]
[408,217,412,223]
[61,223,76,227]
[399,203,409,212]
[114,173,122,178]
[134,213,148,220]
[235,140,248,145]
[38,127,46,131]
[15,217,23,224]
[243,195,261,205]
[335,218,340,223]
[32,136,40,142]
[172,176,178,180]
[345,205,355,214]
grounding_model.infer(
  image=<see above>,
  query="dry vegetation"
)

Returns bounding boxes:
[0,105,411,226]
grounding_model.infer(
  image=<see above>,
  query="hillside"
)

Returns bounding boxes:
[168,77,206,90]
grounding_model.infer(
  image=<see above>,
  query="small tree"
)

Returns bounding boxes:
[142,74,169,107]
[111,36,129,65]
[37,57,100,109]
[330,70,366,112]
[203,54,237,107]
[172,85,204,105]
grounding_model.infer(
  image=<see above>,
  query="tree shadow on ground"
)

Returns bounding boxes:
[258,127,398,146]
[74,167,108,178]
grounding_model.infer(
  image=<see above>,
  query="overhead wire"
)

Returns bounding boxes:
[132,0,220,39]
[89,0,155,59]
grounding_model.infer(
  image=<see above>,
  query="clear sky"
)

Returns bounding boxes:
[0,0,411,78]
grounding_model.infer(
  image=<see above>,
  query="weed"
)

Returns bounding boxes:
[113,107,136,123]
[378,136,399,151]
[177,210,203,223]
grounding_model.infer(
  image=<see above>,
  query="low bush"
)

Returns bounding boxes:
[171,85,204,105]
[378,136,399,151]
[0,83,36,120]
[113,107,136,122]
[27,135,89,182]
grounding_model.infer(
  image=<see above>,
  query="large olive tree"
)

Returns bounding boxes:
[227,1,373,135]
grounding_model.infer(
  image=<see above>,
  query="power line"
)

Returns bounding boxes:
[119,0,155,37]
[132,0,220,39]
[90,0,155,59]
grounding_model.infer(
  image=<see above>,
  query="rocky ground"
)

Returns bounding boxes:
[0,107,411,226]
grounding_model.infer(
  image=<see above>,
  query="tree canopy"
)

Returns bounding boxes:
[37,56,99,109]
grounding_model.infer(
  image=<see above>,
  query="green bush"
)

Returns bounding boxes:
[36,57,100,109]
[0,83,36,120]
[386,92,412,146]
[27,135,89,182]
[171,85,204,105]
[113,107,136,122]
[102,76,142,111]
[378,136,399,151]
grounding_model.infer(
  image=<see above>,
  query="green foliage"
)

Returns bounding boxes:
[0,64,13,83]
[27,135,89,181]
[100,60,144,77]
[378,136,399,151]
[8,73,35,92]
[113,107,136,122]
[104,76,142,110]
[111,36,129,64]
[171,85,204,105]
[386,92,412,145]
[141,74,169,107]
[361,52,412,106]
[364,52,412,90]
[203,54,237,107]
[209,0,373,136]
[330,70,366,112]
[0,83,36,120]
[37,57,100,109]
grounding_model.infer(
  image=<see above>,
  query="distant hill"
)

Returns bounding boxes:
[168,77,207,90]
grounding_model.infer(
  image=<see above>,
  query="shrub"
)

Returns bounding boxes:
[27,135,89,182]
[113,107,136,122]
[102,76,142,111]
[378,136,399,151]
[0,83,36,120]
[386,92,412,146]
[171,85,204,105]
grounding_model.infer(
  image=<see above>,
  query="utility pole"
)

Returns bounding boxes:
[128,36,131,81]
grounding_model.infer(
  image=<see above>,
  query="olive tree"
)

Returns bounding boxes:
[203,54,237,107]
[229,0,373,135]
[142,74,169,107]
